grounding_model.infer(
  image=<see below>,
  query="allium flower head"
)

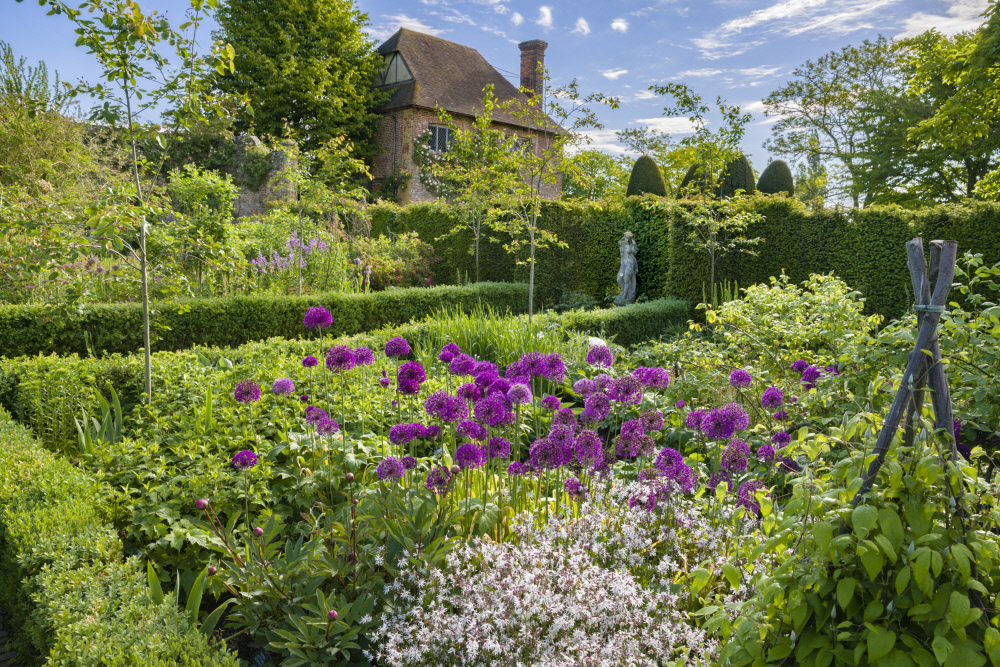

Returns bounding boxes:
[457,382,482,401]
[573,378,597,397]
[620,418,645,441]
[317,417,339,435]
[232,450,258,472]
[701,409,735,440]
[760,387,784,409]
[377,457,405,482]
[488,437,511,459]
[675,399,686,409]
[594,374,613,391]
[729,368,752,388]
[542,354,566,382]
[586,345,614,368]
[455,442,487,469]
[424,424,442,440]
[384,337,410,358]
[654,447,696,494]
[305,406,328,425]
[772,431,792,446]
[707,471,731,494]
[272,378,295,396]
[757,444,775,464]
[640,409,664,432]
[457,419,487,441]
[720,439,750,473]
[390,423,424,445]
[720,402,750,430]
[326,345,355,373]
[398,361,427,385]
[564,477,586,500]
[450,354,477,376]
[474,394,506,427]
[541,395,561,411]
[774,410,789,421]
[737,480,767,515]
[802,366,822,388]
[791,359,809,373]
[777,456,800,473]
[425,466,453,495]
[507,461,528,476]
[488,377,511,397]
[475,372,499,391]
[302,356,318,368]
[303,306,332,331]
[583,392,611,422]
[529,438,566,470]
[686,410,706,431]
[425,391,468,423]
[234,379,261,404]
[398,379,421,395]
[473,360,498,377]
[554,408,578,429]
[607,375,643,405]
[353,347,374,366]
[379,376,391,388]
[574,429,603,468]
[438,343,461,363]
[401,456,418,471]
[506,384,532,406]
[633,366,670,389]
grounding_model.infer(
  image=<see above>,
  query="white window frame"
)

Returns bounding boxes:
[427,125,452,153]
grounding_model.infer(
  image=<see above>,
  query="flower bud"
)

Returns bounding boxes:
[450,464,461,475]
[327,610,338,622]
[196,498,209,510]
[208,566,217,576]
[253,526,264,537]
[345,472,355,482]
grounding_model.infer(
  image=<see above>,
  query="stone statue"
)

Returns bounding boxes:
[614,231,638,306]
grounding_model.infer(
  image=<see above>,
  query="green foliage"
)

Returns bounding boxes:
[213,0,386,157]
[167,165,240,244]
[716,154,757,198]
[0,409,236,666]
[756,159,795,196]
[616,127,699,196]
[0,281,531,358]
[626,155,668,197]
[561,150,631,201]
[679,163,714,196]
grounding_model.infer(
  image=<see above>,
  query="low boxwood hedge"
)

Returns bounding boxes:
[0,409,237,666]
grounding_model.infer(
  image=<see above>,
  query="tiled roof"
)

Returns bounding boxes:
[375,28,555,131]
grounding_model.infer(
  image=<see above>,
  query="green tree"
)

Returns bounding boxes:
[625,155,668,197]
[793,141,828,211]
[213,0,386,157]
[762,37,896,208]
[561,150,631,201]
[616,126,698,195]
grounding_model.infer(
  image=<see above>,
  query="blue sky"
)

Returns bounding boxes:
[2,0,990,173]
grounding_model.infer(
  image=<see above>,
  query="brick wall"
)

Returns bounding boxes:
[233,140,297,219]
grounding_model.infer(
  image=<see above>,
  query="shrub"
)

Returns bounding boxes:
[625,155,668,197]
[679,163,714,196]
[716,154,757,198]
[756,159,795,196]
[0,409,236,666]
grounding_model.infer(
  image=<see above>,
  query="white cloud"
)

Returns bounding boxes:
[611,18,629,32]
[575,129,630,155]
[601,68,630,79]
[494,4,509,13]
[633,116,699,134]
[897,0,989,37]
[441,9,476,25]
[693,0,902,59]
[511,11,524,25]
[482,25,509,38]
[535,6,554,28]
[634,89,658,100]
[676,68,725,77]
[572,17,591,35]
[368,14,446,41]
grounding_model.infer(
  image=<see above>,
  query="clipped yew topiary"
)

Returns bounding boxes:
[626,155,668,197]
[716,154,757,198]
[678,163,714,196]
[757,159,795,196]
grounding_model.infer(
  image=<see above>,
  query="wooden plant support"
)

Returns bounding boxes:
[847,238,958,512]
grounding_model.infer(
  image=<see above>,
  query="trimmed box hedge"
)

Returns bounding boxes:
[0,409,237,666]
[0,282,530,358]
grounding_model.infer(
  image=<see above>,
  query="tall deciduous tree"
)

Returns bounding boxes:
[213,0,385,157]
[561,150,631,201]
[762,37,896,208]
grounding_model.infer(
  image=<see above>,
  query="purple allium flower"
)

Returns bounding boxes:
[654,447,683,477]
[384,337,410,358]
[720,439,750,473]
[757,444,775,464]
[583,392,611,422]
[379,377,392,388]
[574,429,604,468]
[474,394,506,427]
[425,391,468,423]
[272,378,295,396]
[232,450,258,472]
[790,396,798,402]
[707,471,731,494]
[573,378,597,397]
[791,359,809,373]
[507,461,528,476]
[701,409,736,440]
[457,419,487,441]
[620,418,645,441]
[737,480,767,515]
[802,366,821,388]
[554,408,578,429]
[401,456,418,471]
[398,379,421,395]
[377,457,405,482]
[458,383,482,401]
[720,402,750,430]
[541,395,561,411]
[389,423,422,445]
[518,351,546,377]
[686,410,706,431]
[353,347,374,366]
[777,456,800,473]
[303,355,319,368]
[529,438,565,470]
[586,345,614,368]
[317,417,339,435]
[675,399,686,409]
[542,354,566,382]
[773,410,789,421]
[729,368,752,388]
[425,466,453,495]
[640,409,664,432]
[594,374,613,391]
[326,345,356,373]
[303,306,332,331]
[473,360,498,378]
[500,410,517,426]
[439,343,461,363]
[475,372,499,391]
[488,377,511,397]
[633,366,671,389]
[487,436,511,459]
[450,354,477,376]
[424,424,442,439]
[398,361,427,385]
[607,375,643,405]
[300,395,309,402]
[824,363,841,376]
[506,384,532,406]
[616,432,654,458]
[760,387,784,409]
[305,406,328,424]
[234,379,261,404]
[564,477,586,500]
[772,431,792,446]
[505,360,525,380]
[654,447,696,494]
[455,443,487,469]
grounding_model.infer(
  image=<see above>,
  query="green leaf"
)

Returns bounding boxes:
[186,567,208,626]
[200,599,232,636]
[933,636,954,665]
[860,540,885,580]
[896,566,911,596]
[947,592,972,631]
[147,561,163,606]
[878,507,905,550]
[838,577,857,610]
[691,568,711,592]
[814,520,833,555]
[868,627,896,662]
[722,563,741,589]
[854,504,878,538]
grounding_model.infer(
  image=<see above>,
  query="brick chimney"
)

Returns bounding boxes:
[518,39,547,97]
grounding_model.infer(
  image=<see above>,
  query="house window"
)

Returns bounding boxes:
[513,136,532,155]
[427,125,452,152]
[375,52,413,87]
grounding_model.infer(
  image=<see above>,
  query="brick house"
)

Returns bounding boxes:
[370,28,562,204]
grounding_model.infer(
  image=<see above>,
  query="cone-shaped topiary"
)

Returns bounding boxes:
[756,159,795,196]
[625,155,668,197]
[678,163,714,197]
[716,154,757,198]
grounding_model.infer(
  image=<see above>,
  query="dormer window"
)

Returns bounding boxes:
[427,125,452,152]
[375,52,413,87]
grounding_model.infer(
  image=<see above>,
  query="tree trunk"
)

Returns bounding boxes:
[528,226,536,324]
[475,231,480,283]
[125,87,152,404]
